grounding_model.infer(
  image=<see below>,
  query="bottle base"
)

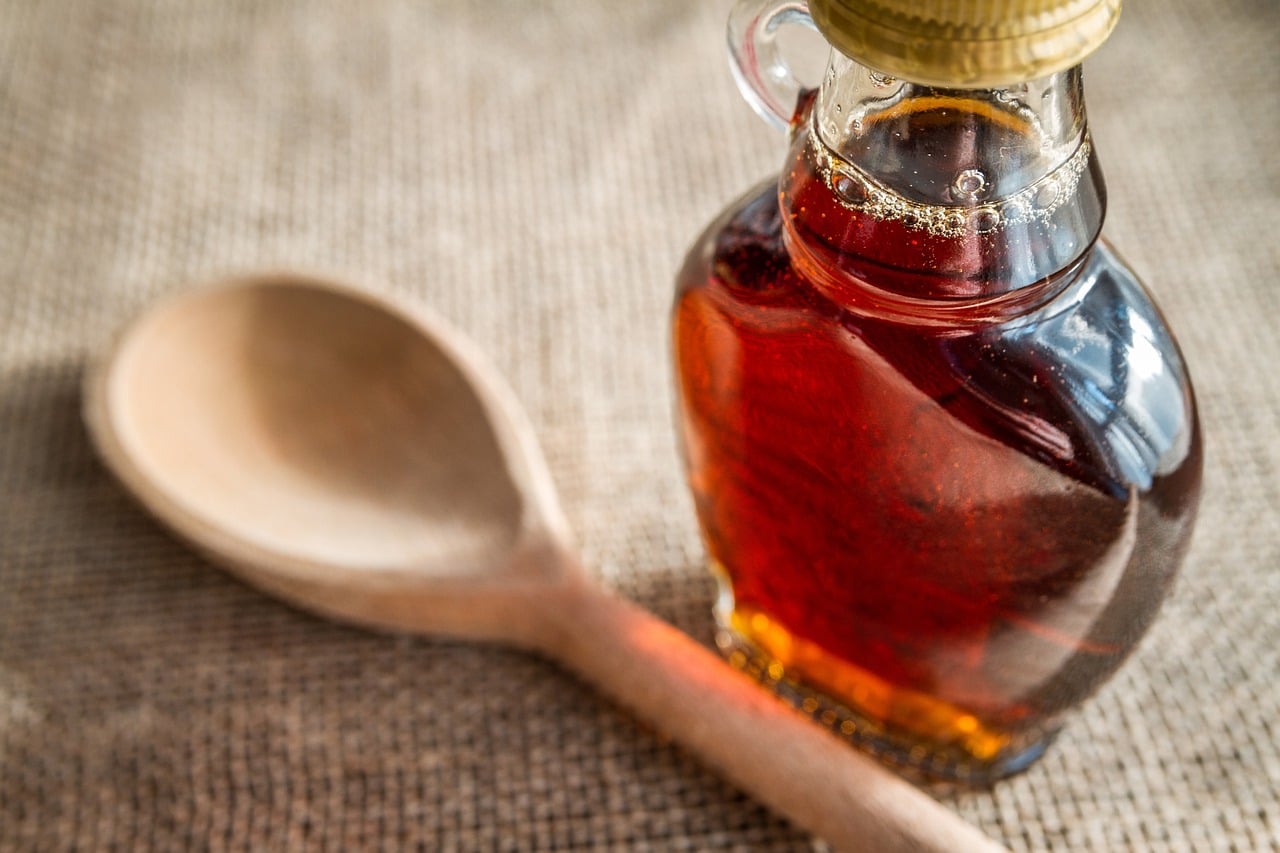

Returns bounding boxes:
[713,616,1059,786]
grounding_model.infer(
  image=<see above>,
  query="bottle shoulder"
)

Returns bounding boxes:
[675,184,1199,499]
[1006,243,1200,488]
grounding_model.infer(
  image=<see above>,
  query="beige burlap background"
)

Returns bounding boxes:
[2,0,1277,850]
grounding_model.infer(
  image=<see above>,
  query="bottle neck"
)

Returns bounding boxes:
[781,55,1105,317]
[815,55,1090,204]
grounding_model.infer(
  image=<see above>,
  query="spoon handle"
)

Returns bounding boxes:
[544,576,1006,853]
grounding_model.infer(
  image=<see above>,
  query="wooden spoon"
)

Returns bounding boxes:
[83,273,1004,853]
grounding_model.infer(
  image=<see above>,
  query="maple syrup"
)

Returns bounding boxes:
[673,94,1201,780]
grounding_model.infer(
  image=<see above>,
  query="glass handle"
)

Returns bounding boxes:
[727,0,819,132]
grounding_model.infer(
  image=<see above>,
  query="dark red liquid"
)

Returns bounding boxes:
[673,112,1200,776]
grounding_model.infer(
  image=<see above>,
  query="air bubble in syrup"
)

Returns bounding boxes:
[1000,199,1029,222]
[869,71,895,87]
[1035,180,1060,210]
[832,172,869,205]
[971,208,1000,233]
[951,169,990,202]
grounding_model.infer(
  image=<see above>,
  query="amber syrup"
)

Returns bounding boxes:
[673,99,1201,781]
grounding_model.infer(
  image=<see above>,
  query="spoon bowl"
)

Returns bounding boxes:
[85,275,576,642]
[85,273,1004,853]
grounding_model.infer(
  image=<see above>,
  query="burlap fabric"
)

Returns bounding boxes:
[2,0,1276,849]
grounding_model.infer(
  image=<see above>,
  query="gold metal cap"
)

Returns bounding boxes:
[809,0,1121,87]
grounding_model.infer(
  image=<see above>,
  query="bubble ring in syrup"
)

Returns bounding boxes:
[817,134,1092,239]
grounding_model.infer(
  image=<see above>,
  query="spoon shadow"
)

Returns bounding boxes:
[0,362,810,849]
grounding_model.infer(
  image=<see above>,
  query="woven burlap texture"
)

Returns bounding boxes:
[1,0,1276,850]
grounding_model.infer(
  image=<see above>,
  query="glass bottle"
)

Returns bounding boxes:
[672,0,1201,783]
